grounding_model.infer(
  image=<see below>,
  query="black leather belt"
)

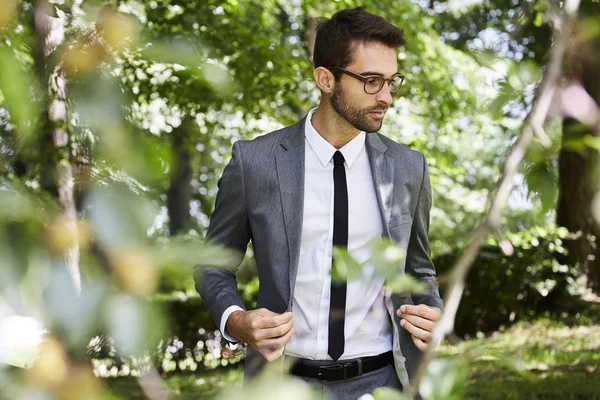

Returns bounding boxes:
[289,351,393,382]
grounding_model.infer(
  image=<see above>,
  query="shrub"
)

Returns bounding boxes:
[434,226,584,337]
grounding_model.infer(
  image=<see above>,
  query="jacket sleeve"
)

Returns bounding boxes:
[194,141,251,331]
[405,154,443,310]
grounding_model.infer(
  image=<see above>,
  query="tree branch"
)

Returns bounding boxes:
[405,0,580,397]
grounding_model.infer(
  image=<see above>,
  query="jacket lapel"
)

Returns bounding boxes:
[275,118,306,307]
[366,133,394,239]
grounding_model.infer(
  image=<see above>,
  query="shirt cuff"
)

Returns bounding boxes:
[220,305,244,343]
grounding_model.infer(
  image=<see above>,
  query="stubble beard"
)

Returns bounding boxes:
[330,84,386,133]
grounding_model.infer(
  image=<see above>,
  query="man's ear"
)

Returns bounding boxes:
[314,67,335,94]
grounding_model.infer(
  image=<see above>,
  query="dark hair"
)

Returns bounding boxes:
[313,7,405,79]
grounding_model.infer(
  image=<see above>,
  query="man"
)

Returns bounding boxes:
[195,7,442,399]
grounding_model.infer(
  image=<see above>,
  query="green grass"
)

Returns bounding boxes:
[102,368,243,400]
[437,318,600,400]
[102,318,600,399]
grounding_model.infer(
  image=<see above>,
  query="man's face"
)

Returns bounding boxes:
[330,41,397,133]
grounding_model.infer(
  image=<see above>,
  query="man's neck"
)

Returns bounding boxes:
[311,103,360,149]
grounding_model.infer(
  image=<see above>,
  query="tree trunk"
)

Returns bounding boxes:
[33,0,81,294]
[557,120,600,289]
[167,116,193,235]
[556,4,600,292]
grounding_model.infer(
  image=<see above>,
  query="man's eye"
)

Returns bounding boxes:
[366,78,380,85]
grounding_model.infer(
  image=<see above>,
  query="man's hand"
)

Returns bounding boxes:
[226,308,294,362]
[396,304,441,352]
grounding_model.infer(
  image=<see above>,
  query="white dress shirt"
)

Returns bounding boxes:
[221,109,392,360]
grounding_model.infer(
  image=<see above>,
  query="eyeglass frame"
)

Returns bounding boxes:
[330,67,405,94]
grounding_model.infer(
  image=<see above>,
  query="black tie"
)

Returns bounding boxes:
[328,151,348,361]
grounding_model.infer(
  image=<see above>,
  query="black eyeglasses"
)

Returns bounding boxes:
[331,67,405,94]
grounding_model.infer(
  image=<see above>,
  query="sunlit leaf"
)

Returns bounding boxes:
[419,357,468,400]
[370,239,406,279]
[56,365,104,400]
[85,184,158,251]
[105,293,165,357]
[0,46,40,141]
[0,315,46,369]
[370,386,411,400]
[0,181,61,224]
[153,237,245,279]
[25,336,68,388]
[202,61,235,96]
[384,274,427,295]
[108,245,159,296]
[464,343,535,380]
[487,80,516,118]
[0,0,18,30]
[525,163,557,212]
[215,366,318,400]
[331,246,363,283]
[98,10,141,52]
[45,267,106,349]
[44,217,93,255]
[470,49,499,69]
[582,135,600,150]
[140,38,205,68]
[573,16,600,42]
[509,60,541,88]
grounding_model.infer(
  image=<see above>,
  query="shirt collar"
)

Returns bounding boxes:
[304,108,366,168]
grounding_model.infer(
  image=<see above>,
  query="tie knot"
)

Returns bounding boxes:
[333,151,345,167]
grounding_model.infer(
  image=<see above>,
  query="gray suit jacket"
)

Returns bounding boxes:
[194,116,442,387]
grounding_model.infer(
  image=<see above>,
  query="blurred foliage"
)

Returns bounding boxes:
[84,317,600,399]
[81,226,592,383]
[0,0,597,399]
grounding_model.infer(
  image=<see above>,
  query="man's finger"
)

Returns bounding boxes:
[253,311,293,329]
[411,335,427,352]
[397,304,441,321]
[400,318,431,342]
[260,346,284,362]
[400,313,435,333]
[253,317,294,341]
[257,327,294,349]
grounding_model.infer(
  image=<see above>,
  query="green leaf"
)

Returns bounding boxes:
[471,49,499,69]
[574,17,600,42]
[583,135,600,150]
[384,273,427,295]
[140,38,206,69]
[372,386,411,400]
[525,163,557,212]
[563,137,589,152]
[331,246,363,283]
[420,358,469,400]
[154,238,245,276]
[488,80,516,118]
[370,239,406,279]
[106,293,166,357]
[533,12,543,27]
[464,344,535,380]
[0,46,40,141]
[509,60,541,88]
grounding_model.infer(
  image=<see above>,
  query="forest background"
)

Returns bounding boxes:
[1,0,599,399]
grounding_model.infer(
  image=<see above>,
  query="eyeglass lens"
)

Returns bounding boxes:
[364,75,403,94]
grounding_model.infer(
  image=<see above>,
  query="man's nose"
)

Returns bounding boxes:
[375,83,393,106]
